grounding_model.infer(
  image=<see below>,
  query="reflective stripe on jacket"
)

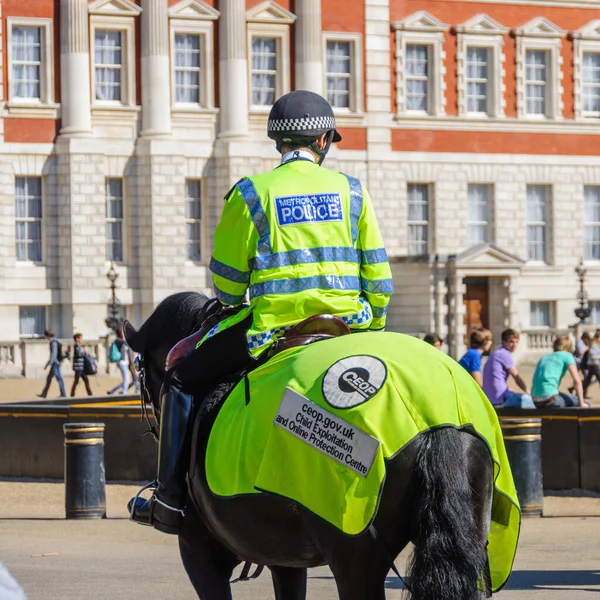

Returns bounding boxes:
[210,159,393,353]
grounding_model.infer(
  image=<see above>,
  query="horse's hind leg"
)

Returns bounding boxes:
[178,501,239,599]
[270,566,307,600]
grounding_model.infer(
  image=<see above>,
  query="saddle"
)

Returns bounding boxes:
[166,309,351,372]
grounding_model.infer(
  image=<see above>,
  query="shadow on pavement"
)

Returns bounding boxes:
[504,570,600,591]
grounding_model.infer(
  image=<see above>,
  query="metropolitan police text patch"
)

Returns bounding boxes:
[275,193,343,226]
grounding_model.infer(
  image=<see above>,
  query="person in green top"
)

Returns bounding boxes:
[531,334,590,408]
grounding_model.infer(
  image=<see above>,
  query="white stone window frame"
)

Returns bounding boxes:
[89,14,138,109]
[6,17,58,119]
[515,18,564,121]
[246,2,295,113]
[393,11,449,118]
[573,21,600,120]
[168,1,218,113]
[322,32,363,115]
[456,15,508,118]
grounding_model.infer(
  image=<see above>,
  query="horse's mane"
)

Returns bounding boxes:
[134,291,210,352]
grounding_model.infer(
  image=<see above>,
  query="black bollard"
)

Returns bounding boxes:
[500,417,543,517]
[63,423,106,519]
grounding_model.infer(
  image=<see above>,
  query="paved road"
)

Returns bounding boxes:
[1,516,599,599]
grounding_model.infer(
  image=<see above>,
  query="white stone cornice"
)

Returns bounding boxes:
[514,17,565,38]
[572,19,600,40]
[88,0,142,17]
[246,1,296,25]
[392,10,449,33]
[168,0,219,20]
[456,14,508,35]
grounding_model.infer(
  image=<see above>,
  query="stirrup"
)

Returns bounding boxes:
[129,481,156,525]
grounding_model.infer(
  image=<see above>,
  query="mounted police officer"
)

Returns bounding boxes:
[129,90,394,534]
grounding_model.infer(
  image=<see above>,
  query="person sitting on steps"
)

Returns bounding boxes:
[128,90,394,534]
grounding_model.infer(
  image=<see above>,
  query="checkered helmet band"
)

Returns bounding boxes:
[268,115,337,134]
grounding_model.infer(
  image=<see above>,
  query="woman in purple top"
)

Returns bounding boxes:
[458,328,493,387]
[483,328,534,408]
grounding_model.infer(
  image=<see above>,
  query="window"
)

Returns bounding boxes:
[246,3,294,110]
[525,50,547,116]
[15,177,43,262]
[106,178,124,262]
[466,47,489,114]
[526,185,548,262]
[185,179,203,262]
[407,184,429,255]
[174,33,201,104]
[168,3,217,111]
[588,300,600,324]
[582,52,600,115]
[405,45,429,111]
[530,301,552,328]
[325,40,351,108]
[89,0,139,109]
[393,11,448,117]
[515,18,564,120]
[467,184,491,245]
[584,186,600,261]
[95,29,122,102]
[19,306,46,338]
[6,18,54,107]
[12,26,41,100]
[250,37,278,106]
[456,14,507,118]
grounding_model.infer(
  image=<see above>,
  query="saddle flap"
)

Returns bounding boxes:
[165,330,206,371]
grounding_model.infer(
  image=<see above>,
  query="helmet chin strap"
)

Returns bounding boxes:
[308,130,335,165]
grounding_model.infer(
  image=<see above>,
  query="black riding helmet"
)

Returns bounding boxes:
[267,90,342,164]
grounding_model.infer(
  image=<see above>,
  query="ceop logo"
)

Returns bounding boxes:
[339,368,378,399]
[322,356,387,409]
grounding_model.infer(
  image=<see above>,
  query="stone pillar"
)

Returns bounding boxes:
[218,0,249,138]
[295,0,322,94]
[446,259,465,359]
[141,0,171,137]
[59,0,91,135]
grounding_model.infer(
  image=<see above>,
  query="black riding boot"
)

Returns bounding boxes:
[128,385,193,534]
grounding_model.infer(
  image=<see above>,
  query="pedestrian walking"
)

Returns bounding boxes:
[70,333,93,397]
[582,330,600,398]
[37,329,67,398]
[107,329,130,395]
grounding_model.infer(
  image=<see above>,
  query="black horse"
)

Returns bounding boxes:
[125,291,496,600]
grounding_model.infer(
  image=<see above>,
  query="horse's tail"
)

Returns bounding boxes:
[406,427,488,600]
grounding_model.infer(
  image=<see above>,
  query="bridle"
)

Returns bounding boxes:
[135,353,160,441]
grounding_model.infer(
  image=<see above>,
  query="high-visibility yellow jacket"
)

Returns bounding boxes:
[208,158,394,354]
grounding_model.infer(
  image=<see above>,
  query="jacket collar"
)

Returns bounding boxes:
[280,149,316,165]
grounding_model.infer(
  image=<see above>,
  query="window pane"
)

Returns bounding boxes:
[19,306,46,337]
[526,185,548,262]
[106,178,124,261]
[407,184,429,255]
[466,47,488,113]
[467,184,490,245]
[251,37,277,106]
[175,33,202,104]
[95,29,122,101]
[186,179,202,262]
[584,186,600,260]
[15,176,43,262]
[326,40,352,109]
[583,53,600,114]
[405,44,429,113]
[12,26,42,99]
[530,301,551,327]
